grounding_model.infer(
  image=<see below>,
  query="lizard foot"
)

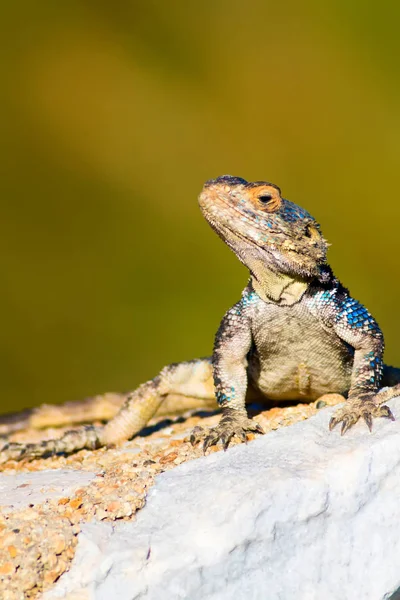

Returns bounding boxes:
[190,410,264,452]
[329,396,395,435]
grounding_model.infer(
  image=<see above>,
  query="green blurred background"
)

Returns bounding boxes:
[1,0,400,414]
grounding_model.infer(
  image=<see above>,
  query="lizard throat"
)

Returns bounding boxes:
[250,268,309,305]
[205,217,312,305]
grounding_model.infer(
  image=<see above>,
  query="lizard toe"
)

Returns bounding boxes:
[378,404,395,421]
[253,422,265,435]
[340,415,358,435]
[203,429,221,453]
[330,397,395,436]
[362,411,373,432]
[329,415,340,431]
[221,432,235,451]
[189,425,206,446]
[200,414,263,453]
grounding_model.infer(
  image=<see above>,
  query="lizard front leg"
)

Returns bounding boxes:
[311,290,396,434]
[191,300,264,451]
[329,349,397,435]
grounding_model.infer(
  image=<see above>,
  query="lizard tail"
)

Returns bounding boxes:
[0,358,214,463]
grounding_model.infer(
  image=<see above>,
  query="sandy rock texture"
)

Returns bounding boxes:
[0,397,328,599]
[0,396,332,599]
[43,397,400,600]
[4,392,392,599]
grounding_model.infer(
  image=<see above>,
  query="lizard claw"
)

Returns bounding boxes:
[221,432,235,452]
[378,405,395,421]
[330,410,358,433]
[190,413,264,453]
[254,422,265,435]
[220,428,249,450]
[340,415,357,435]
[329,397,395,435]
[190,426,206,446]
[362,411,373,432]
[202,429,222,453]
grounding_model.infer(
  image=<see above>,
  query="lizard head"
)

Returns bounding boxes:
[199,175,328,282]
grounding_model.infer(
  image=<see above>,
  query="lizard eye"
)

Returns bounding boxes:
[258,194,273,204]
[250,186,282,212]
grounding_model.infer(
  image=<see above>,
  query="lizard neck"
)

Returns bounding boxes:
[249,261,309,305]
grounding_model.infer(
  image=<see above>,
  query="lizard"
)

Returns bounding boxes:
[1,174,399,463]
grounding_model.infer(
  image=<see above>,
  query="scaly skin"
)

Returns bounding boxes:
[0,175,398,462]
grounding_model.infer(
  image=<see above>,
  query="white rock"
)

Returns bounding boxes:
[44,399,400,600]
[0,469,96,512]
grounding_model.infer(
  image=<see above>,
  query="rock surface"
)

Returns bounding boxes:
[0,393,334,599]
[0,470,96,513]
[0,470,98,600]
[44,397,400,600]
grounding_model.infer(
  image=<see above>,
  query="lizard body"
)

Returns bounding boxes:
[1,175,399,462]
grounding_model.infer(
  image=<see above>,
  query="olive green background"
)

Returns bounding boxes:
[1,1,400,414]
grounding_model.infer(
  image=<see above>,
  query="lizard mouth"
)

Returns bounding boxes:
[199,188,327,279]
[231,225,323,278]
